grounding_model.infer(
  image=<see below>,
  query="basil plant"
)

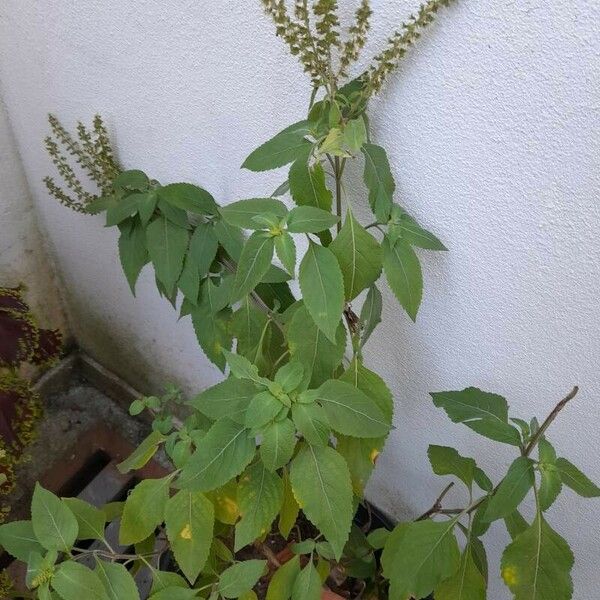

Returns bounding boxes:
[0,1,597,600]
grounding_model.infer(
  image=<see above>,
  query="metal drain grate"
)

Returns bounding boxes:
[2,424,168,598]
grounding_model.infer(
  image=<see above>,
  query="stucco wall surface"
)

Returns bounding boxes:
[0,94,66,336]
[1,1,599,597]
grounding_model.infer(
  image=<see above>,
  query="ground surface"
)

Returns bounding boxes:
[6,374,151,519]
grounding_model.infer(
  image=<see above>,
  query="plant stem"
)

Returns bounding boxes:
[334,157,343,231]
[255,541,281,568]
[523,385,578,458]
[416,482,454,521]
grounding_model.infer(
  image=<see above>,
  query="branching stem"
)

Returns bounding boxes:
[417,386,580,520]
[523,386,578,458]
[416,482,454,521]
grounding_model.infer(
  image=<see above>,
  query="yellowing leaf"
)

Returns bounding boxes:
[500,515,573,600]
[165,489,214,583]
[235,462,283,551]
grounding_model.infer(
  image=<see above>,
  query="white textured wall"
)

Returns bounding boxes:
[1,1,599,596]
[0,95,66,336]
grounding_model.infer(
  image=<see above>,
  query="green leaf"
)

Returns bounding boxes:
[231,297,269,359]
[291,403,330,446]
[382,236,422,321]
[263,264,292,283]
[291,562,321,600]
[235,463,284,551]
[245,390,284,429]
[218,560,267,598]
[214,220,245,261]
[117,430,165,473]
[286,206,338,233]
[474,467,494,492]
[359,285,382,348]
[289,159,332,212]
[243,126,312,172]
[471,498,491,537]
[435,545,486,600]
[483,457,535,522]
[367,528,390,550]
[287,305,346,388]
[85,194,112,215]
[178,254,201,303]
[275,232,297,277]
[106,193,142,226]
[158,183,218,215]
[555,457,600,497]
[119,476,171,545]
[290,444,353,559]
[333,374,388,496]
[52,561,108,600]
[279,469,300,539]
[394,214,447,251]
[329,209,382,300]
[361,143,394,222]
[150,570,188,595]
[299,242,344,343]
[165,490,214,583]
[431,387,522,446]
[470,536,489,584]
[62,498,106,540]
[275,362,305,392]
[95,560,140,600]
[190,378,257,424]
[427,445,476,488]
[233,232,275,301]
[138,191,158,226]
[317,379,390,438]
[189,222,218,277]
[198,276,233,315]
[31,483,78,552]
[221,199,288,230]
[260,419,297,472]
[272,179,290,197]
[157,196,189,227]
[192,307,233,372]
[177,419,255,492]
[0,520,43,562]
[113,169,149,191]
[292,540,315,555]
[340,358,393,422]
[381,520,460,600]
[342,118,367,153]
[118,219,149,294]
[266,555,300,600]
[538,440,561,511]
[501,515,573,600]
[223,350,270,386]
[504,510,529,540]
[255,281,295,312]
[146,216,189,292]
